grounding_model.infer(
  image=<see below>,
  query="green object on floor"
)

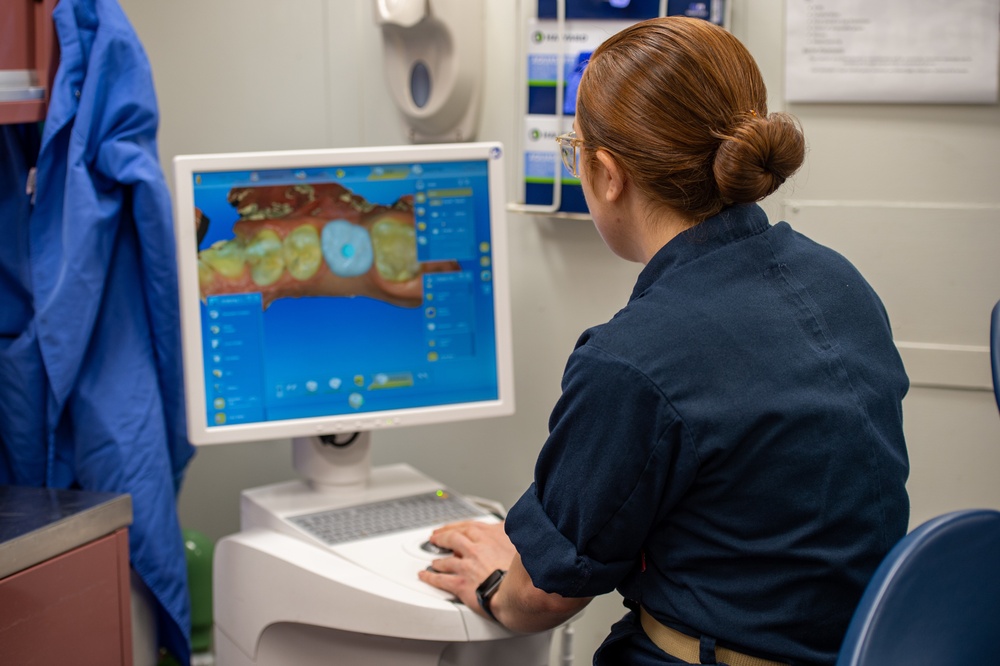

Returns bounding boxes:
[184,529,215,654]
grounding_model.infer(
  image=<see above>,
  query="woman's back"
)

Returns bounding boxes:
[561,204,910,663]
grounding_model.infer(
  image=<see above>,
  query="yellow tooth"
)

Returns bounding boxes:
[200,239,246,278]
[197,259,217,294]
[371,218,418,282]
[245,229,285,286]
[282,225,322,281]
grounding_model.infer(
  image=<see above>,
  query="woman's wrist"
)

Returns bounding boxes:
[475,569,507,622]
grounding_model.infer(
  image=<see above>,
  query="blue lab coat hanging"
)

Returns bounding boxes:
[0,0,195,662]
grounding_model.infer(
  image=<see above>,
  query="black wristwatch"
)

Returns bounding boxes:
[475,569,507,622]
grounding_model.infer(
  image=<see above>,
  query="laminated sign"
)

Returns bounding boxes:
[518,0,727,215]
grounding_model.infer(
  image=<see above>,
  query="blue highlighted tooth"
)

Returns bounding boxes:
[321,220,373,277]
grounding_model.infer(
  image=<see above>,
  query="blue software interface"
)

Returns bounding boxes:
[189,158,499,429]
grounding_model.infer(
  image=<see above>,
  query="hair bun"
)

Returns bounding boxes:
[713,112,805,205]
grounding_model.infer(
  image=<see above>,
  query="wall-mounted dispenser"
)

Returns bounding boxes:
[373,0,484,143]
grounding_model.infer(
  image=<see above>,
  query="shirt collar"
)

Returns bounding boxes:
[630,203,771,301]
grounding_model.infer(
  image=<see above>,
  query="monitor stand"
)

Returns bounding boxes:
[292,432,375,491]
[211,433,555,666]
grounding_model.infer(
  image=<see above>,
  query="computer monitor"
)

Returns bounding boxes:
[173,142,513,484]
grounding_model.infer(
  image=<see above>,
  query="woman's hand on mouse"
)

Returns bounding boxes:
[417,520,515,612]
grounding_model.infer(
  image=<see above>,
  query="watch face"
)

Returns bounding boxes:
[480,569,505,595]
[477,569,506,603]
[477,569,507,621]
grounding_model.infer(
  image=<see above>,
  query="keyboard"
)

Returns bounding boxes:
[289,490,489,546]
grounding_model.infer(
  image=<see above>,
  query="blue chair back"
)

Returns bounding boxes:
[992,300,999,413]
[836,509,1000,665]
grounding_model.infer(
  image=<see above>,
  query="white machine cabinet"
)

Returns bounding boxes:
[213,463,555,665]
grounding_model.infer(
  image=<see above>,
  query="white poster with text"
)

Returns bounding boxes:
[785,0,1000,103]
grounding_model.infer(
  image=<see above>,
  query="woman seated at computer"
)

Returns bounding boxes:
[419,16,909,666]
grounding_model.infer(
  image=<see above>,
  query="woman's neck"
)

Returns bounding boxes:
[633,201,699,264]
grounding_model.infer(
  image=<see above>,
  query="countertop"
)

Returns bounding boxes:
[0,485,132,579]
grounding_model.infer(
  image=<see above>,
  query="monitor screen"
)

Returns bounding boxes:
[173,142,513,446]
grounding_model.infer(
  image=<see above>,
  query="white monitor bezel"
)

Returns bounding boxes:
[173,142,514,446]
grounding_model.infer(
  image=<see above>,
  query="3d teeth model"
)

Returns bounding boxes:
[198,216,417,288]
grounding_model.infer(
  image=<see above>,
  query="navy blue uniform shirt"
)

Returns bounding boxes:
[505,204,910,665]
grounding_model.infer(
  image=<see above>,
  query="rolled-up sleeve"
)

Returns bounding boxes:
[505,340,699,598]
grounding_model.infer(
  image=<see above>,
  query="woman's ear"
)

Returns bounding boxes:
[594,149,625,204]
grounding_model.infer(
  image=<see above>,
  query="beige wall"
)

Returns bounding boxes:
[120,1,1000,663]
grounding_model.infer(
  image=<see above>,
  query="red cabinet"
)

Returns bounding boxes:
[1,0,59,124]
[0,487,133,666]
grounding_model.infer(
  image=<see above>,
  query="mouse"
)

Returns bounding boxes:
[420,539,453,556]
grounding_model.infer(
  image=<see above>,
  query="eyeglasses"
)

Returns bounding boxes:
[555,131,585,178]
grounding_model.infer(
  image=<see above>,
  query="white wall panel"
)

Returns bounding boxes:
[123,0,360,190]
[904,387,1000,526]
